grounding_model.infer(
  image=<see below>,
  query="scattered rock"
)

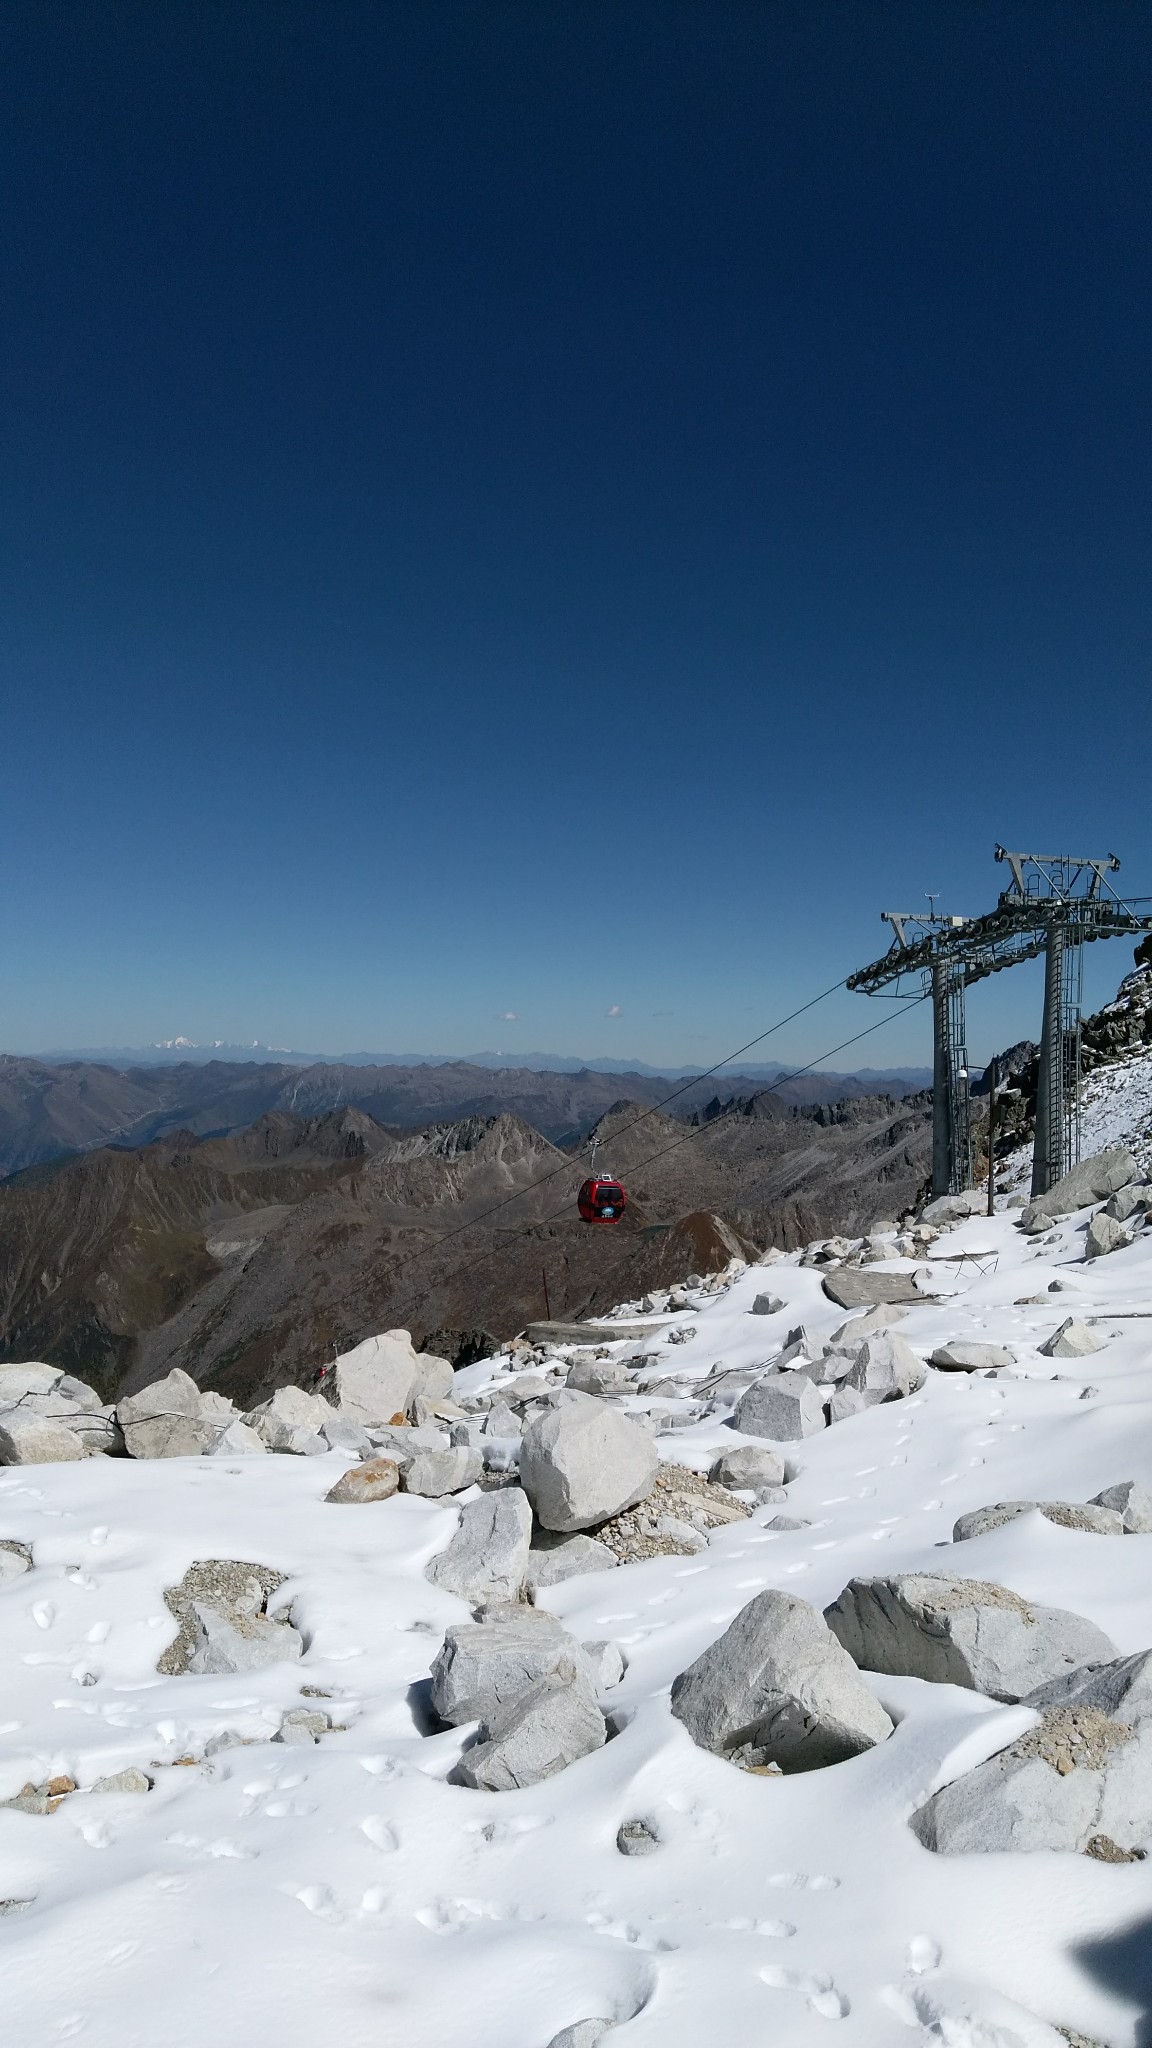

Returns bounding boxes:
[595,1465,749,1562]
[565,1360,631,1398]
[1084,1212,1131,1259]
[274,1708,328,1745]
[582,1639,626,1689]
[732,1375,826,1441]
[750,1293,784,1315]
[524,1532,617,1593]
[1038,1318,1104,1359]
[826,1305,908,1348]
[953,1502,1126,1542]
[763,1514,811,1531]
[670,1587,893,1770]
[1090,1481,1152,1533]
[431,1610,590,1725]
[616,1817,659,1855]
[324,1457,401,1504]
[451,1667,606,1790]
[0,1540,32,1585]
[828,1384,870,1423]
[425,1486,533,1606]
[929,1341,1017,1372]
[825,1573,1117,1703]
[547,2022,609,2048]
[1023,1648,1152,1724]
[91,1768,151,1793]
[2,1776,78,1814]
[1020,1147,1138,1232]
[401,1446,483,1496]
[157,1560,301,1676]
[709,1444,786,1491]
[519,1393,658,1532]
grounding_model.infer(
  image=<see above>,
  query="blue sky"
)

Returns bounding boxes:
[1,2,1148,1073]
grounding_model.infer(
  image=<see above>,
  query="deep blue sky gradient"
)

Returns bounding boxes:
[1,2,1149,1071]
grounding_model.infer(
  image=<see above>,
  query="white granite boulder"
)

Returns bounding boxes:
[519,1393,658,1532]
[825,1573,1117,1703]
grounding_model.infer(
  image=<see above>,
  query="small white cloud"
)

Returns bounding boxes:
[606,1004,622,1018]
[496,1011,519,1022]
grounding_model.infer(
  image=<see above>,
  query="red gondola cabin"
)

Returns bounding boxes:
[577,1176,627,1223]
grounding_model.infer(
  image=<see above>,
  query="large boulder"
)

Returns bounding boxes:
[929,1341,1016,1373]
[708,1444,786,1491]
[324,1457,400,1504]
[921,1190,988,1226]
[1024,1648,1152,1723]
[953,1501,1125,1542]
[1084,1212,1131,1259]
[431,1610,591,1725]
[519,1393,658,1533]
[157,1561,302,1676]
[0,1412,89,1463]
[1105,1184,1152,1223]
[0,1365,120,1452]
[117,1369,216,1459]
[670,1588,892,1771]
[1020,1146,1138,1232]
[425,1486,533,1606]
[911,1705,1152,1856]
[843,1333,926,1404]
[732,1375,826,1442]
[401,1446,483,1496]
[524,1533,617,1593]
[1038,1317,1103,1359]
[451,1668,605,1791]
[246,1384,334,1455]
[1090,1481,1152,1533]
[824,1573,1117,1703]
[330,1330,431,1425]
[822,1270,934,1310]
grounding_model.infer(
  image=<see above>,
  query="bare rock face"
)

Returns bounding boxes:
[157,1560,303,1676]
[324,1457,400,1504]
[824,1573,1117,1703]
[450,1667,606,1791]
[425,1486,533,1606]
[117,1368,215,1459]
[953,1501,1126,1542]
[519,1393,658,1533]
[670,1588,893,1771]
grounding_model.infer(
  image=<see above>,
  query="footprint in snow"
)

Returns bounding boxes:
[360,1815,398,1851]
[286,1883,343,1922]
[905,1934,941,1974]
[760,1964,849,2016]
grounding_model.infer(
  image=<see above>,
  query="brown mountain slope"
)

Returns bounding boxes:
[0,1085,931,1406]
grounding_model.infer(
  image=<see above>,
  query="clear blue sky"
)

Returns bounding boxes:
[1,2,1148,1073]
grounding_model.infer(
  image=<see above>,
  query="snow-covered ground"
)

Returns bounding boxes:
[6,1199,1152,2046]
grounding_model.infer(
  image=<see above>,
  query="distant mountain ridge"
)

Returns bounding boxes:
[31,1040,932,1085]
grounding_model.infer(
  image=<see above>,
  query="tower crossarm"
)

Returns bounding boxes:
[847,896,1152,997]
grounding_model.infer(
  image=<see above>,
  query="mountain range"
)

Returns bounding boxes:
[0,1051,930,1178]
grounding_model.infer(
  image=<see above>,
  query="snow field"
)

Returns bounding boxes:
[5,1201,1152,2043]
